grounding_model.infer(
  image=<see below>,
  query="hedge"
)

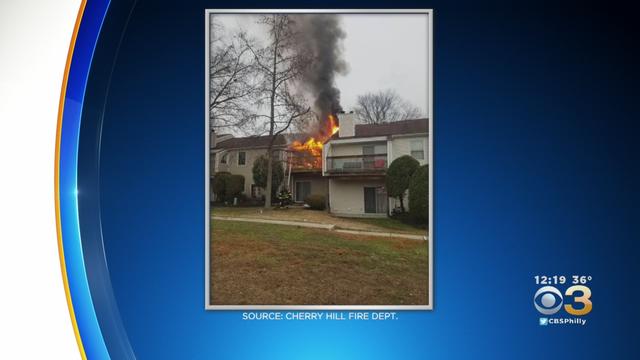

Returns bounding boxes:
[212,172,245,202]
[385,155,420,212]
[304,194,326,210]
[212,172,231,201]
[408,165,428,225]
[226,174,245,201]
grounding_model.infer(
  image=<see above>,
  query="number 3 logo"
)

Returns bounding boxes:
[564,285,592,316]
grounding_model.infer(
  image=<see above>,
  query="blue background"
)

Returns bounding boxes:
[70,0,639,358]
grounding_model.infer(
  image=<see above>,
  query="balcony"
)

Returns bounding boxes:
[288,152,322,171]
[325,154,388,175]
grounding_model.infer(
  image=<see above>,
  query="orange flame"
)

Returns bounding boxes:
[289,114,339,169]
[291,137,324,157]
[327,114,339,136]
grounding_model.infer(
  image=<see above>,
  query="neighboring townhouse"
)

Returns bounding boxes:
[322,114,428,217]
[210,132,287,199]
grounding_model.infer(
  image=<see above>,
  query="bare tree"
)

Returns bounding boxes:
[209,19,260,131]
[354,89,424,124]
[243,15,312,208]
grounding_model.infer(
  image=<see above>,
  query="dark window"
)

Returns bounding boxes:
[362,145,375,155]
[238,151,246,165]
[251,184,263,198]
[364,187,377,213]
[411,140,424,160]
[365,186,388,214]
[295,181,311,202]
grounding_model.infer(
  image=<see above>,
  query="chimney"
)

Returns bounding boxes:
[338,112,356,138]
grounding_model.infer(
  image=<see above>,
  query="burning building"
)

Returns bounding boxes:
[288,114,339,169]
[211,113,428,216]
[284,113,339,203]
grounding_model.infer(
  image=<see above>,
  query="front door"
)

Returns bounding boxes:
[364,187,377,213]
[295,181,311,202]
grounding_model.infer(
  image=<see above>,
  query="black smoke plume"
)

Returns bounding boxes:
[292,15,348,122]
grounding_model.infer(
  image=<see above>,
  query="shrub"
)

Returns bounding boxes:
[212,172,231,201]
[238,197,263,207]
[304,194,326,210]
[409,165,428,226]
[226,174,245,201]
[252,155,284,198]
[385,155,420,212]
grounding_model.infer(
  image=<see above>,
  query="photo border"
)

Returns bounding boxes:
[205,9,433,310]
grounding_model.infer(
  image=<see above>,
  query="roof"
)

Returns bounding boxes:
[327,118,428,142]
[355,118,428,137]
[214,134,287,150]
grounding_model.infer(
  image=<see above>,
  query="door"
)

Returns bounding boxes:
[364,187,377,213]
[376,187,388,214]
[296,181,311,202]
[363,145,375,169]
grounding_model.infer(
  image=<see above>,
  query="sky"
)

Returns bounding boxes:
[211,12,429,117]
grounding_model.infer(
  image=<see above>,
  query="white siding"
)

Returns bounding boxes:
[329,178,386,217]
[390,135,428,165]
[324,134,427,216]
[329,141,387,156]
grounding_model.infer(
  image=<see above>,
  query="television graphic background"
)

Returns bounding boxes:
[49,0,639,359]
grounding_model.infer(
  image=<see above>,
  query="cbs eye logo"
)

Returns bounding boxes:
[534,285,592,316]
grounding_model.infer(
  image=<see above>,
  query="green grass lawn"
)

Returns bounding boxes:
[345,216,427,233]
[211,220,429,305]
[212,206,427,235]
[211,206,264,217]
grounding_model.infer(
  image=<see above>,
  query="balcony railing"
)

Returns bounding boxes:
[325,154,388,174]
[288,152,322,170]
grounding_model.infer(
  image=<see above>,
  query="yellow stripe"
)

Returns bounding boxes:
[55,1,88,359]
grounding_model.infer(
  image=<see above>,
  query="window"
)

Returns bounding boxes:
[362,144,387,155]
[364,186,388,214]
[362,145,375,155]
[362,145,375,169]
[220,153,228,164]
[238,151,246,166]
[295,181,311,202]
[410,140,424,160]
[251,184,263,198]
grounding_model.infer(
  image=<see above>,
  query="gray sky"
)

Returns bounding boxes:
[211,12,429,115]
